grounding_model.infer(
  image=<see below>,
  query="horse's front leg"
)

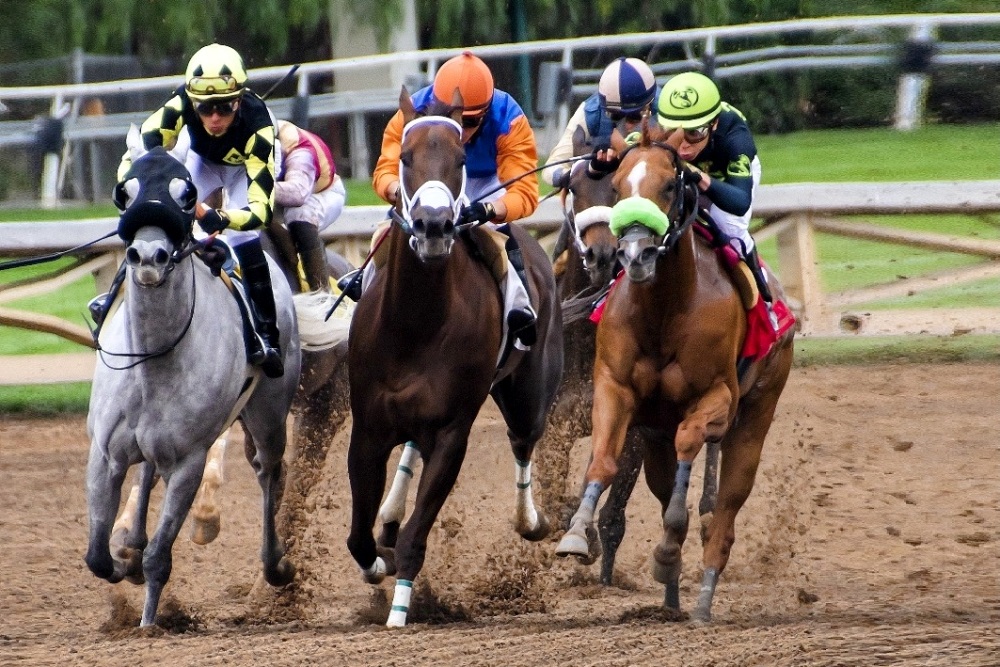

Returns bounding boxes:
[110,461,157,584]
[140,450,206,627]
[597,427,646,585]
[85,441,130,584]
[656,381,732,614]
[189,427,231,545]
[378,441,420,549]
[556,371,636,563]
[387,426,470,628]
[346,424,393,586]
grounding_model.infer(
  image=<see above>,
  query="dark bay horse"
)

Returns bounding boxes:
[345,92,563,627]
[555,125,794,622]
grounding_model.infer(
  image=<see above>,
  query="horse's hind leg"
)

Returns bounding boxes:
[85,443,130,584]
[190,427,231,545]
[346,426,393,584]
[378,441,420,549]
[110,461,157,584]
[699,441,720,544]
[140,451,206,626]
[641,438,686,611]
[597,427,645,586]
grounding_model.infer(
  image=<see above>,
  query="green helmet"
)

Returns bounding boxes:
[656,72,722,129]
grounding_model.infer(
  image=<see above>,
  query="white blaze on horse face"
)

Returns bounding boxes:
[623,159,648,199]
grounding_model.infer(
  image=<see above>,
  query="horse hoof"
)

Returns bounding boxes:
[265,557,296,587]
[555,532,591,561]
[517,513,551,542]
[190,514,221,545]
[691,605,712,624]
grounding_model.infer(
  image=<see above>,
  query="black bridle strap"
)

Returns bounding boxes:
[0,229,118,271]
[95,241,202,370]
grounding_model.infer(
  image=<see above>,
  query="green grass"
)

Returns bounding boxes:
[2,123,999,413]
[0,382,91,415]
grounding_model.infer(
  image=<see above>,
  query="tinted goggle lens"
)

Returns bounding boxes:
[607,110,644,123]
[196,101,237,117]
[461,114,486,129]
[665,125,712,143]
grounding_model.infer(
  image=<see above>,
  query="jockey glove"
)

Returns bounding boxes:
[551,168,571,190]
[199,208,230,234]
[588,136,620,177]
[458,201,496,226]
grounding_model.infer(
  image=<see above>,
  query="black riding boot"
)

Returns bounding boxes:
[88,261,128,326]
[288,221,331,292]
[745,247,778,329]
[235,239,284,378]
[499,225,537,348]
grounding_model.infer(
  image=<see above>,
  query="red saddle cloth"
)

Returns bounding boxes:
[588,254,795,362]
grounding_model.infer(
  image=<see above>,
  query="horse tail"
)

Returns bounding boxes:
[293,291,353,351]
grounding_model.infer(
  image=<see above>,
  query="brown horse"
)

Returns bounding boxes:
[345,91,563,627]
[541,127,720,587]
[556,124,794,622]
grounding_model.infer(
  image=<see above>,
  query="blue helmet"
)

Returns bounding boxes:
[598,57,656,113]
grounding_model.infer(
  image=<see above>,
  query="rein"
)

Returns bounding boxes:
[95,236,208,370]
[0,229,118,271]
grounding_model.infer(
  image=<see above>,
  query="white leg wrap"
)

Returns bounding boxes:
[379,442,419,525]
[515,460,539,529]
[387,579,413,628]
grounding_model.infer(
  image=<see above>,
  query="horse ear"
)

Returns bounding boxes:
[609,129,627,153]
[399,86,416,124]
[450,87,464,124]
[572,126,587,156]
[125,124,146,162]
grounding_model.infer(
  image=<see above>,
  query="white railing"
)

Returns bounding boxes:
[2,13,1000,188]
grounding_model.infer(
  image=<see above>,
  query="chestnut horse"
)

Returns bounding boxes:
[543,127,719,586]
[345,92,563,627]
[556,125,794,622]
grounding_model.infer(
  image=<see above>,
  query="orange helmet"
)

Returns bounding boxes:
[432,51,494,116]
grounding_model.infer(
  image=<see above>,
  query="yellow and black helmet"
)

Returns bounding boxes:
[184,43,247,103]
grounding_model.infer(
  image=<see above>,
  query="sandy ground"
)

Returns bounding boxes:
[1,362,999,666]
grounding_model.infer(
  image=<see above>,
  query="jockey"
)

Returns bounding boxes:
[274,119,346,292]
[542,56,659,188]
[113,43,284,377]
[656,71,778,329]
[355,51,540,347]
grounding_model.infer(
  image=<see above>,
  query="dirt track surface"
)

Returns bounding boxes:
[2,362,999,666]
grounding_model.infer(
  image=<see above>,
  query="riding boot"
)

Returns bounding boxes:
[500,226,537,348]
[235,239,284,378]
[288,220,331,292]
[745,247,778,329]
[88,261,128,326]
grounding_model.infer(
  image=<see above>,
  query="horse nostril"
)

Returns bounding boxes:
[584,248,596,264]
[412,217,425,232]
[125,247,140,265]
[154,248,170,266]
[443,219,454,235]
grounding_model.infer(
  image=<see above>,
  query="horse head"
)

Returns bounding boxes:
[397,87,467,262]
[610,122,696,282]
[563,126,621,287]
[113,141,198,286]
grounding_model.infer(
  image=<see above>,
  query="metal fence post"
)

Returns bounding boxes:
[895,22,935,131]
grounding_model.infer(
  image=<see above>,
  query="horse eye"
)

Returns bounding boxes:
[401,152,413,168]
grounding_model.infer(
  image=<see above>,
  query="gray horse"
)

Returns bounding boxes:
[83,145,306,627]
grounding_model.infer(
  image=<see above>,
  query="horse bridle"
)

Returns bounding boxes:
[95,236,207,370]
[619,140,700,254]
[396,116,469,233]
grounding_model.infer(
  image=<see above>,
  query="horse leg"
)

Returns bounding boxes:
[658,383,732,613]
[378,441,420,549]
[139,450,206,627]
[346,425,393,586]
[641,436,683,610]
[84,442,130,584]
[190,427,231,545]
[694,395,780,623]
[110,461,157,584]
[699,441,720,544]
[387,429,470,628]
[597,427,646,586]
[557,375,636,562]
[242,418,296,588]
